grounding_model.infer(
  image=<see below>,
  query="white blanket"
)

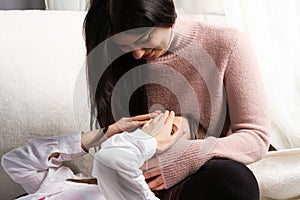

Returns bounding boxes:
[248,148,300,199]
[0,10,90,199]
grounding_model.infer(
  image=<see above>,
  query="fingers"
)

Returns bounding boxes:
[156,128,187,154]
[152,183,165,191]
[164,110,175,129]
[147,176,164,190]
[156,111,175,138]
[139,110,171,126]
[144,169,161,179]
[144,169,165,191]
[142,118,153,127]
[151,112,163,124]
[153,110,162,115]
[131,112,160,121]
[133,120,149,127]
[161,110,170,124]
[153,110,169,124]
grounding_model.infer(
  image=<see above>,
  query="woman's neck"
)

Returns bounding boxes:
[152,16,199,62]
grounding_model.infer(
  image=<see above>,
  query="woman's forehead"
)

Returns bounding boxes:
[111,33,141,45]
[111,27,154,45]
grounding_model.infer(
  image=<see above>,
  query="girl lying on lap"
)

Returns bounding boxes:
[2,111,204,200]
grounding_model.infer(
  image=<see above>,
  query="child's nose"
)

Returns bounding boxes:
[132,49,146,59]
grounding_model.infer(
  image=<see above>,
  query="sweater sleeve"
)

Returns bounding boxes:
[156,30,270,189]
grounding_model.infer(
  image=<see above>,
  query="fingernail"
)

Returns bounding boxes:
[150,112,157,117]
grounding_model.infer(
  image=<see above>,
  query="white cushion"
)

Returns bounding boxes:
[0,10,92,199]
[248,148,300,199]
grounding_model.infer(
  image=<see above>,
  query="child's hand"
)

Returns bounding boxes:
[107,112,160,137]
[142,111,186,153]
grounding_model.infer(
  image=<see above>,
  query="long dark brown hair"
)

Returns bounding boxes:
[84,0,177,130]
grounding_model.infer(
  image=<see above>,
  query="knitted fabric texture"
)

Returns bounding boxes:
[147,17,270,189]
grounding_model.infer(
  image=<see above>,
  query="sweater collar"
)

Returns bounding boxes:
[155,16,199,61]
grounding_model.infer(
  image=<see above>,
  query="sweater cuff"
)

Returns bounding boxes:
[156,137,217,188]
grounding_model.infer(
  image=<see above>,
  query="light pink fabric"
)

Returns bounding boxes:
[147,17,270,188]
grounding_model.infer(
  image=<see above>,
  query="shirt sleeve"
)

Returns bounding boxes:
[92,128,160,200]
[1,132,86,194]
[156,30,270,189]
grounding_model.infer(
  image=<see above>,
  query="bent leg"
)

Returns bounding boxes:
[178,158,259,200]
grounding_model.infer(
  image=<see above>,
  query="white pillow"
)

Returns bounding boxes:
[248,148,300,199]
[0,10,91,199]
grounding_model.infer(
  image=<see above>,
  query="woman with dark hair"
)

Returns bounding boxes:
[84,0,177,131]
[84,0,270,199]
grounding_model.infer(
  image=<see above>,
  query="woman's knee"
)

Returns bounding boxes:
[180,158,259,200]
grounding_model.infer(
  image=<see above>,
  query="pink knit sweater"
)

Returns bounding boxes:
[146,17,270,189]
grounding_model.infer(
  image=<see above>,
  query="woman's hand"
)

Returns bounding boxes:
[142,158,164,190]
[106,112,160,138]
[142,110,186,153]
[144,169,164,191]
[141,111,186,190]
[81,112,160,151]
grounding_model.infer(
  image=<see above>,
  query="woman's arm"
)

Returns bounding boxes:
[1,132,86,194]
[156,30,270,189]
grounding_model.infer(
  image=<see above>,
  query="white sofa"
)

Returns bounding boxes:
[0,10,300,200]
[0,10,92,199]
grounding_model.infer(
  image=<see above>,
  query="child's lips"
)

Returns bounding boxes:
[144,51,155,60]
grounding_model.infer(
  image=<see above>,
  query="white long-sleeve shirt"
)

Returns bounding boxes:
[1,129,159,200]
[93,129,159,200]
